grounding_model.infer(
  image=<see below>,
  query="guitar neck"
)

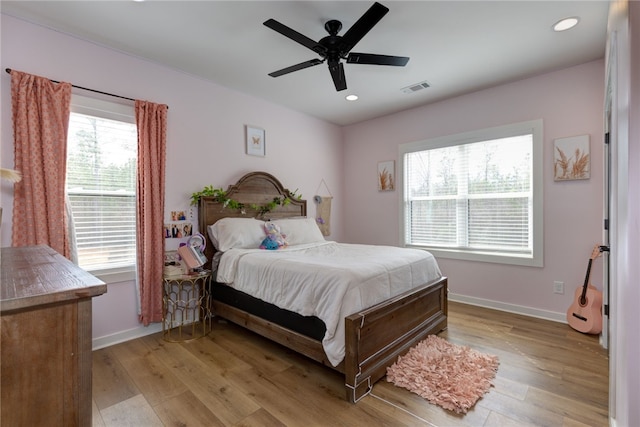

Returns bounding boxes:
[580,259,593,302]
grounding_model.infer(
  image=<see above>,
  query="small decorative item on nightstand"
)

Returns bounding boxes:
[162,270,212,342]
[177,244,207,271]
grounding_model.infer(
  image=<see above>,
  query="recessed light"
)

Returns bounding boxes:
[345,94,358,101]
[553,17,579,32]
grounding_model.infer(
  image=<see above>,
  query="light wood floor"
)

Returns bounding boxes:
[92,301,609,426]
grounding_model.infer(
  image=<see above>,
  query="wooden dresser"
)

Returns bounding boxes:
[1,245,107,426]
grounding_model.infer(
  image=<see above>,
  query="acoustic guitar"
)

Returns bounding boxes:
[566,245,603,334]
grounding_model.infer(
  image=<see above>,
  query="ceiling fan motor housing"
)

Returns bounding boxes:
[264,2,409,91]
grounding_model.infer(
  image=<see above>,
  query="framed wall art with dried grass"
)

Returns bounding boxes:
[553,135,590,181]
[377,160,395,191]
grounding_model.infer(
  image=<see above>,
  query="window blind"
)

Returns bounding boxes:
[404,133,533,255]
[66,107,137,271]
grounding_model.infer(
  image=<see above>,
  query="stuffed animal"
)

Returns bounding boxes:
[265,222,287,246]
[259,236,280,250]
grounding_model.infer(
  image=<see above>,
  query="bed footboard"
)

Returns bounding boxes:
[344,276,448,403]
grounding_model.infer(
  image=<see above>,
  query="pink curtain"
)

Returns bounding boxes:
[136,100,168,325]
[10,70,72,258]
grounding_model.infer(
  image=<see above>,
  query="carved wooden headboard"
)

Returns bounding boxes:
[197,171,307,261]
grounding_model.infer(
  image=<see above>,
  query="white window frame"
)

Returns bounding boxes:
[398,119,544,267]
[68,95,137,283]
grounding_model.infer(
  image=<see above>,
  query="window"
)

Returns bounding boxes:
[66,95,137,277]
[399,120,543,267]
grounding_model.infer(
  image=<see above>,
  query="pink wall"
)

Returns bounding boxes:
[342,60,605,319]
[0,15,345,341]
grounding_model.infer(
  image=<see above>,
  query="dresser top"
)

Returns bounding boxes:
[1,245,106,313]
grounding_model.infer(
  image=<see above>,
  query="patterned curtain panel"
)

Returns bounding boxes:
[10,70,71,258]
[135,100,168,325]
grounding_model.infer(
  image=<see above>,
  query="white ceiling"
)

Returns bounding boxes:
[1,1,609,126]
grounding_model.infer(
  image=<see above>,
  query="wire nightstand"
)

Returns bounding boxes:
[162,270,212,342]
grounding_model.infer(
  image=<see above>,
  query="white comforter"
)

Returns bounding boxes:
[216,241,442,366]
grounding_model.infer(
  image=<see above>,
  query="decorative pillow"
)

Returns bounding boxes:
[208,218,266,252]
[270,217,325,246]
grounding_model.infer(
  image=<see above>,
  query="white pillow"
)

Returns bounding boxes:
[208,218,266,252]
[270,217,325,246]
[206,224,219,250]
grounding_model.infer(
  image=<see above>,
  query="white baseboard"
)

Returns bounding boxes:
[448,293,566,323]
[92,323,163,351]
[92,295,565,350]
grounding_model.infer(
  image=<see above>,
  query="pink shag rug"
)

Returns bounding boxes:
[386,335,499,414]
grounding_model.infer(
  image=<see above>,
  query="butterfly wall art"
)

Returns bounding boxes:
[246,125,266,157]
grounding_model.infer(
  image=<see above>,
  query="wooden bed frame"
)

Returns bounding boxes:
[198,171,448,403]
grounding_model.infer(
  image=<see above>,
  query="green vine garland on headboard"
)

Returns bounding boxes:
[190,185,301,216]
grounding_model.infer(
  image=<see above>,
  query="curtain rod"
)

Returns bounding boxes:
[5,68,168,108]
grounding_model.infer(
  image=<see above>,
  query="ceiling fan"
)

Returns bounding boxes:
[263,2,409,92]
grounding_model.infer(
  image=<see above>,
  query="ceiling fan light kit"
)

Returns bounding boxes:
[264,2,410,92]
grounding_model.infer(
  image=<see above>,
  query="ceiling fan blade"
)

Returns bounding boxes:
[340,2,389,54]
[328,62,347,91]
[347,52,410,66]
[264,19,327,55]
[268,59,324,77]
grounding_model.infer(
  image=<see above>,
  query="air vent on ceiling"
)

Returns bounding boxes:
[401,80,431,94]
